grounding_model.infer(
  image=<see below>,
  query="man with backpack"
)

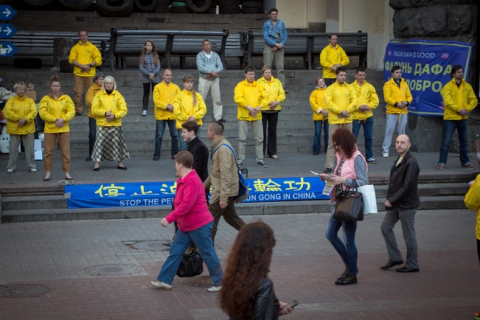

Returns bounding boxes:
[204,121,246,242]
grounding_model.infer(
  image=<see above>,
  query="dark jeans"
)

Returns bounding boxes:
[313,120,328,154]
[324,78,335,86]
[477,239,480,263]
[88,117,96,158]
[143,82,157,110]
[209,197,245,242]
[154,120,179,159]
[438,119,470,166]
[325,212,358,274]
[262,111,278,156]
[352,117,374,159]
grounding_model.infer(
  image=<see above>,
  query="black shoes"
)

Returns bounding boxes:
[380,260,403,270]
[395,267,419,273]
[153,156,159,161]
[217,118,226,123]
[335,274,357,285]
[324,168,332,173]
[117,165,128,170]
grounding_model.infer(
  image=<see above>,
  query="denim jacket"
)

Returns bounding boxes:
[262,19,288,47]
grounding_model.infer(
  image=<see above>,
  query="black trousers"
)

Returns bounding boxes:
[262,111,278,156]
[477,239,480,263]
[88,117,96,158]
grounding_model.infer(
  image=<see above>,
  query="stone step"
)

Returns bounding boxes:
[0,195,468,223]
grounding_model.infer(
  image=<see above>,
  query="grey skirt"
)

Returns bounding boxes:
[91,126,130,162]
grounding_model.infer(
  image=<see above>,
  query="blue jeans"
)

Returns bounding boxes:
[313,120,328,154]
[352,117,373,159]
[157,221,223,286]
[154,120,178,159]
[438,119,470,166]
[325,212,358,274]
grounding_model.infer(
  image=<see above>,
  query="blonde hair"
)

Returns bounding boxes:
[102,76,117,90]
[261,65,272,74]
[183,75,196,107]
[13,82,26,92]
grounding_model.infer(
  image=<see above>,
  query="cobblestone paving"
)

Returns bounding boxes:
[0,210,479,319]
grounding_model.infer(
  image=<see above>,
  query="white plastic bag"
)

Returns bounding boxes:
[358,184,378,214]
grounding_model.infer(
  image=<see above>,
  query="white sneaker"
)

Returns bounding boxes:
[382,153,389,158]
[7,169,13,173]
[30,168,37,172]
[207,286,222,292]
[150,281,172,290]
[142,110,147,116]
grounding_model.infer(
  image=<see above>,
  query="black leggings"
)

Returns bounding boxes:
[477,239,480,264]
[143,82,157,110]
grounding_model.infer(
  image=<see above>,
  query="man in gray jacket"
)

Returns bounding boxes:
[196,40,226,122]
[204,121,245,241]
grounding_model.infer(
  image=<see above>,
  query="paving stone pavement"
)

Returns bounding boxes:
[0,209,479,319]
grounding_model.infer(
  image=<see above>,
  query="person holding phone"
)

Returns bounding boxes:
[220,221,294,319]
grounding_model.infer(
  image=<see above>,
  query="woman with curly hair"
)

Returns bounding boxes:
[139,40,161,116]
[220,221,294,319]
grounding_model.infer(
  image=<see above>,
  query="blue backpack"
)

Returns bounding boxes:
[212,144,249,203]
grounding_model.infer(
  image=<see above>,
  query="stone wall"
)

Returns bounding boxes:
[390,0,479,154]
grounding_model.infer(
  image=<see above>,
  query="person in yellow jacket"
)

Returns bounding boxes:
[257,65,285,159]
[309,76,329,155]
[437,65,478,170]
[381,66,412,158]
[153,69,181,160]
[350,68,379,164]
[320,34,350,85]
[3,82,37,173]
[173,75,207,151]
[234,65,269,168]
[91,76,129,171]
[68,30,102,115]
[85,72,104,161]
[39,75,75,181]
[465,174,480,265]
[324,68,357,173]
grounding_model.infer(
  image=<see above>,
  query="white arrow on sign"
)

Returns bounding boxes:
[5,45,12,54]
[2,7,11,18]
[1,26,12,36]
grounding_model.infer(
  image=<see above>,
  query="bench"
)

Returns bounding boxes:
[7,31,110,69]
[244,31,368,70]
[108,28,232,71]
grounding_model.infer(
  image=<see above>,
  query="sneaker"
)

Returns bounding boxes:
[257,160,267,168]
[7,169,13,173]
[237,160,243,168]
[367,157,377,164]
[383,153,389,158]
[437,164,445,171]
[142,110,147,116]
[30,168,37,172]
[207,286,222,292]
[150,281,172,290]
[462,163,475,169]
[269,155,279,159]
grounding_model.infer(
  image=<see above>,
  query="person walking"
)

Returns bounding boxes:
[380,134,421,273]
[139,40,161,116]
[181,120,209,182]
[320,128,368,285]
[309,76,329,155]
[38,75,75,181]
[150,151,223,292]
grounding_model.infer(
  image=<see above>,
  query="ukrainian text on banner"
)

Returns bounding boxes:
[65,177,330,209]
[384,39,474,117]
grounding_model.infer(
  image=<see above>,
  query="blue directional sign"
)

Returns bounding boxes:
[0,41,17,57]
[0,5,16,20]
[0,23,17,39]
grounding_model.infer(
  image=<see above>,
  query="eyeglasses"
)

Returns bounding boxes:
[333,143,340,147]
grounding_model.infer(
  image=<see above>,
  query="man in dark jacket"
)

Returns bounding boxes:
[181,121,208,182]
[380,134,421,273]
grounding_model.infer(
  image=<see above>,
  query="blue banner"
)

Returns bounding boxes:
[384,39,474,117]
[65,177,330,209]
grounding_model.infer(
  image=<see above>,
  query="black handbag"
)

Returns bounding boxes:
[333,180,364,222]
[176,246,204,277]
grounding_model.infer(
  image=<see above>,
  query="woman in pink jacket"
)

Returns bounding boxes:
[151,150,223,292]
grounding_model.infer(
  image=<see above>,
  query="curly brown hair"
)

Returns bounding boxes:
[220,221,276,318]
[332,127,357,159]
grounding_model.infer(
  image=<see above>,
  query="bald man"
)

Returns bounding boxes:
[380,134,421,273]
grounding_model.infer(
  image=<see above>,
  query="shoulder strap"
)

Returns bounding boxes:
[212,143,237,160]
